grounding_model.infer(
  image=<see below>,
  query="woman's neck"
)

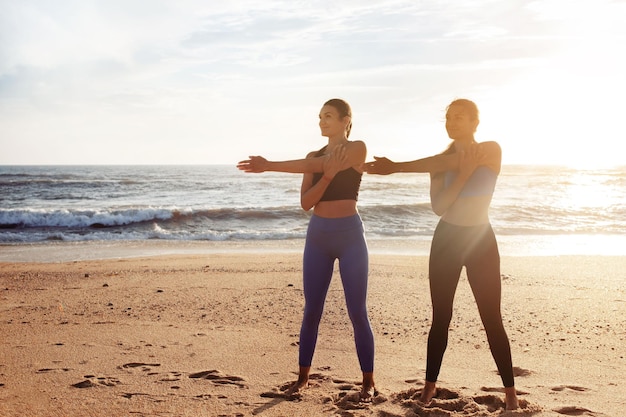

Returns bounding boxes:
[453,137,475,151]
[327,135,348,146]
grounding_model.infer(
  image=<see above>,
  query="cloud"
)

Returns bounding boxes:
[1,0,625,165]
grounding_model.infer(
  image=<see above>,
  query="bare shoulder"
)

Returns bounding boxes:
[347,139,367,157]
[477,141,501,173]
[478,140,501,155]
[305,150,319,159]
[348,139,366,148]
[346,140,367,152]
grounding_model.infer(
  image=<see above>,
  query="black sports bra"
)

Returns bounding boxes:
[311,146,362,202]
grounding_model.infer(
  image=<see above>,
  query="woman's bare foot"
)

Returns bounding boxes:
[284,366,310,397]
[504,386,519,410]
[419,380,437,404]
[359,372,376,401]
[284,378,308,396]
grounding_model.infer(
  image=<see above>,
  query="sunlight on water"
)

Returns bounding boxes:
[560,171,621,210]
[1,164,625,257]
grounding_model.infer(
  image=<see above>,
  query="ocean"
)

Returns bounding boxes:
[1,164,626,258]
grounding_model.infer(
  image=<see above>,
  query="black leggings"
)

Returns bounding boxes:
[426,220,514,387]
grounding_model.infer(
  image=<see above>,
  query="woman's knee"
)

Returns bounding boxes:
[347,305,369,326]
[482,319,509,345]
[301,306,324,327]
[432,304,454,326]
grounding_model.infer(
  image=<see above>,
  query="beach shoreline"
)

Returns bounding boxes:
[1,249,625,416]
[3,233,626,264]
[0,239,433,263]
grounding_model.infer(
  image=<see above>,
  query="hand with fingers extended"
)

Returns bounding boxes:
[237,156,269,173]
[363,156,396,175]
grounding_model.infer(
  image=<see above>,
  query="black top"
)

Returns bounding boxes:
[311,146,362,202]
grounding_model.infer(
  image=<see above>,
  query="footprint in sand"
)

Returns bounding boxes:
[330,378,387,411]
[119,362,161,371]
[496,366,532,378]
[332,391,370,411]
[553,405,598,416]
[513,366,532,377]
[261,372,387,411]
[117,362,163,378]
[551,385,589,392]
[481,386,530,395]
[188,369,247,388]
[392,386,540,416]
[158,371,182,382]
[71,375,121,388]
[260,373,327,400]
[393,387,466,416]
[37,367,71,373]
[472,394,507,413]
[118,362,185,385]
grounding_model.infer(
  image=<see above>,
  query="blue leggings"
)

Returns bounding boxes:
[299,213,374,373]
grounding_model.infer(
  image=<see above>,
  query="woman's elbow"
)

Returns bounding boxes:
[300,200,313,212]
[431,203,446,217]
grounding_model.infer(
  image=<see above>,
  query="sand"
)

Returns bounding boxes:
[1,248,625,416]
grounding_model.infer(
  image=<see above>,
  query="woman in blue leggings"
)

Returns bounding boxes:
[237,98,376,399]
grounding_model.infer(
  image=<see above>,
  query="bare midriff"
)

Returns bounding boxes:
[441,195,493,226]
[313,200,358,218]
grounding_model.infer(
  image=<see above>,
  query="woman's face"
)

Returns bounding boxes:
[318,105,346,138]
[445,104,477,140]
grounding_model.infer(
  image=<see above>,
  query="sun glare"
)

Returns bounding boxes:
[475,1,626,169]
[561,171,615,210]
[481,59,621,169]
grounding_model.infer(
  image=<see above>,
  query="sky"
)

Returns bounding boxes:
[1,0,625,167]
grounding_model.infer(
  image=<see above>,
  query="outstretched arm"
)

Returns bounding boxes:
[237,155,327,173]
[364,153,459,175]
[364,141,500,175]
[237,144,353,174]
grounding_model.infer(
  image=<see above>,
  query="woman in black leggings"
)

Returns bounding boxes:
[365,98,518,410]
